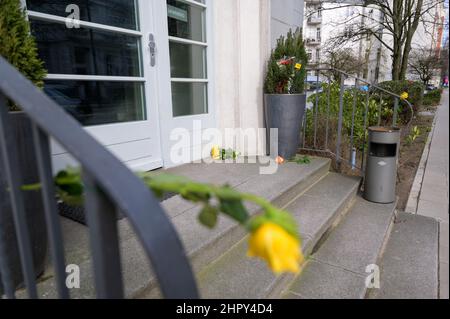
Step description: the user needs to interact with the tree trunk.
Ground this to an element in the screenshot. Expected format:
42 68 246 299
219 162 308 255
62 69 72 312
400 0 424 80
392 48 402 81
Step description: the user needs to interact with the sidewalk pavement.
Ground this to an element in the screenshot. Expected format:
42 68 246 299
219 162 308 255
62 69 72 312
415 89 449 299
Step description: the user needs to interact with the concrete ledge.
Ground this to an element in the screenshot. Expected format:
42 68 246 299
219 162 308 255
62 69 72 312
194 173 360 299
286 196 396 299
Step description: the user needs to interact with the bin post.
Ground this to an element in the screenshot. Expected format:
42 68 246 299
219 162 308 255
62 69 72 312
363 126 401 204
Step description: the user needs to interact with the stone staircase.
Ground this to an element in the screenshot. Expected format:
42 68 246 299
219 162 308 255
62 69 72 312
22 156 439 299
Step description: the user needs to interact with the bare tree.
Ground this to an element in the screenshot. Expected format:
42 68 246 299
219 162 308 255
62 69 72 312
321 42 366 81
408 46 442 84
318 0 445 81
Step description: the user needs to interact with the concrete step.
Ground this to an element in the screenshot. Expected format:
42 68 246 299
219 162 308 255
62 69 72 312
284 196 396 299
194 173 360 299
22 157 331 298
367 212 439 299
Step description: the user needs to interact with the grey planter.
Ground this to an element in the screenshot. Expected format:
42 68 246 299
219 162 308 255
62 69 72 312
0 112 48 294
264 93 306 159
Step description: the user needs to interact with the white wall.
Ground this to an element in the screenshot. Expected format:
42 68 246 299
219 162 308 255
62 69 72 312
213 0 271 156
213 0 305 156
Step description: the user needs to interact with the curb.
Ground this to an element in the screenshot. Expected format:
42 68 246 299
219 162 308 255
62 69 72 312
404 113 437 214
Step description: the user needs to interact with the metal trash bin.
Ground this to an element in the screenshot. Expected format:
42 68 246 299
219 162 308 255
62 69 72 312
364 126 401 203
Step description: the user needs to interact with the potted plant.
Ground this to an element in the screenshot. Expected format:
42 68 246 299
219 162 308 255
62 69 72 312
264 29 308 160
0 0 48 293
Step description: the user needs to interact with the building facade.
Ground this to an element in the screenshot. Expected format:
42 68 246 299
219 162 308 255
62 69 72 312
303 0 323 70
21 0 304 171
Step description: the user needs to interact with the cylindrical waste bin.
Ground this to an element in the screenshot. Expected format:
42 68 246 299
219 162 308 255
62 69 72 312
364 126 401 203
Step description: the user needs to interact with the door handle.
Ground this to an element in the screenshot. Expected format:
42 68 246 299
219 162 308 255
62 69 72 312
149 33 156 67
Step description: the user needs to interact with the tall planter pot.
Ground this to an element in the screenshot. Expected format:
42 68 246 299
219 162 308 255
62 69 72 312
0 112 48 294
264 94 306 159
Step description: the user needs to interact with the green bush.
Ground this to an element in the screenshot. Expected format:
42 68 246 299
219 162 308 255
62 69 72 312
305 83 393 153
377 80 424 110
0 0 47 111
423 88 443 106
264 28 308 94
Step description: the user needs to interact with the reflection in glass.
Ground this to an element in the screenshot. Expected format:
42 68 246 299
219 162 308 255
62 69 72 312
167 0 205 42
44 80 146 126
26 0 139 30
30 20 141 77
169 42 206 78
171 82 207 117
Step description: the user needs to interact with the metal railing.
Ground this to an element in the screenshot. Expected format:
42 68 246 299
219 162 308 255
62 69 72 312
301 67 415 174
0 56 199 299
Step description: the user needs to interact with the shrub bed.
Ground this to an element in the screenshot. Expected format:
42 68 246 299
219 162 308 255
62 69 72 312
423 88 443 106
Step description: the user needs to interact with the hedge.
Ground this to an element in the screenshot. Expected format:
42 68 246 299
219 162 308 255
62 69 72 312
377 80 424 111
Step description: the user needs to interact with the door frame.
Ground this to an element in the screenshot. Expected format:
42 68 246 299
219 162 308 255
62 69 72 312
152 0 216 168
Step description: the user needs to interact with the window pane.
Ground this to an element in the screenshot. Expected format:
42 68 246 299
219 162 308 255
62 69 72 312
171 82 207 117
26 0 139 30
30 20 141 77
44 81 146 126
169 42 206 78
167 0 205 42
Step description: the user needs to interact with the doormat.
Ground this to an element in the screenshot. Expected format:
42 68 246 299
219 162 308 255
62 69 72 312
58 191 178 226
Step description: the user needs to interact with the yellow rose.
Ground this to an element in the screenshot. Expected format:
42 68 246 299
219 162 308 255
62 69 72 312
400 92 409 100
295 63 302 70
247 222 304 274
211 145 221 160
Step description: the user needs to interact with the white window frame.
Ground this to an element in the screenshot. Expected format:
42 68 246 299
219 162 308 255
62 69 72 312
23 0 165 171
167 0 212 119
25 10 145 83
154 0 216 166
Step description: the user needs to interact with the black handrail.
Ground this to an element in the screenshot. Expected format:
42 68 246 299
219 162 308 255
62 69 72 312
0 56 199 299
303 67 415 172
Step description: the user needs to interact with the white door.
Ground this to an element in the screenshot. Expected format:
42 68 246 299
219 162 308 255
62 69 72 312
153 0 216 167
25 0 163 172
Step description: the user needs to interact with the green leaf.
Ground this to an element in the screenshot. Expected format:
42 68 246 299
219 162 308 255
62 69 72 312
21 183 42 191
144 174 190 192
198 205 218 228
219 199 249 224
214 186 242 201
180 183 211 202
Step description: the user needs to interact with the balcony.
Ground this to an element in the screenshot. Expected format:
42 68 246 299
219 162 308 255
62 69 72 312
307 16 322 24
306 37 321 45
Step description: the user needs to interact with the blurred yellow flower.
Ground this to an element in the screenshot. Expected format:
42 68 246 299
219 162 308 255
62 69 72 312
400 92 409 100
247 222 303 274
295 63 302 70
211 145 221 160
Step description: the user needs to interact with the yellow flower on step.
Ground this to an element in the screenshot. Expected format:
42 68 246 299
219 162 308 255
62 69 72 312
247 222 303 274
400 92 409 100
211 145 221 160
295 63 302 70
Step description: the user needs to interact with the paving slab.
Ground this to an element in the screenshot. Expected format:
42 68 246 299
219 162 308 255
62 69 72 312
371 212 439 299
286 173 360 253
417 199 449 223
440 262 449 299
440 222 449 265
287 260 367 299
312 197 396 275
